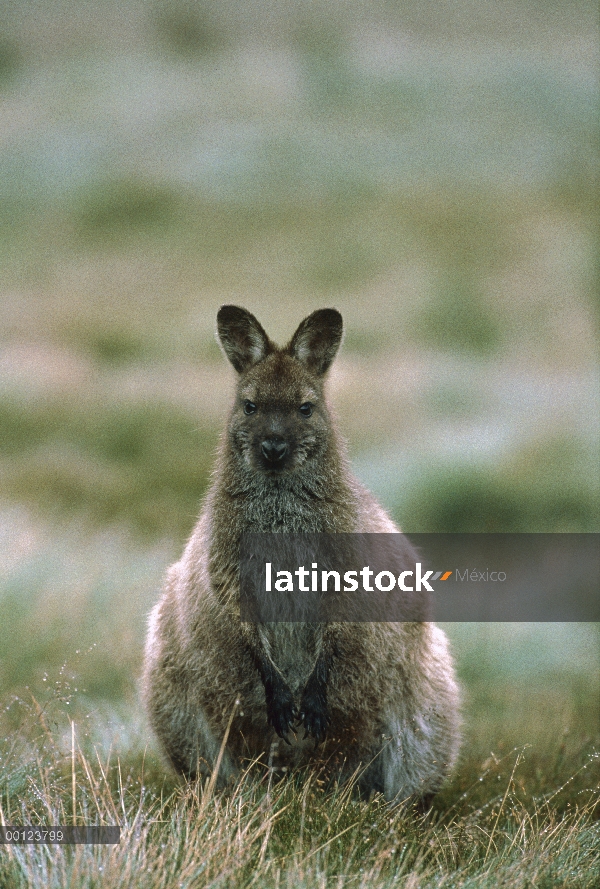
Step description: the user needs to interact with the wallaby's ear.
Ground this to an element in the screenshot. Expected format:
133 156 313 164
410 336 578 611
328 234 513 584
216 305 273 373
288 308 343 376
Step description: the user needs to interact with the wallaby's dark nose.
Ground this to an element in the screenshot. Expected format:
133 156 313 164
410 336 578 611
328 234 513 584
261 438 287 464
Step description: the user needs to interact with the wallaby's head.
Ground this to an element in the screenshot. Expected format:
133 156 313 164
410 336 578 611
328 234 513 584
216 306 343 477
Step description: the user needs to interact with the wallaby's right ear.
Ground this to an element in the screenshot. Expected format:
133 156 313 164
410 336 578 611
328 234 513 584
216 306 273 373
288 308 343 376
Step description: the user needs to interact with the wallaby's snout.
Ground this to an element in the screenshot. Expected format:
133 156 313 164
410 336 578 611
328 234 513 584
261 436 287 466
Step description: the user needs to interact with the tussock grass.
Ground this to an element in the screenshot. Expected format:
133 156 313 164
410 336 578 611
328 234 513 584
1 692 598 889
399 436 600 532
0 397 216 539
0 518 598 887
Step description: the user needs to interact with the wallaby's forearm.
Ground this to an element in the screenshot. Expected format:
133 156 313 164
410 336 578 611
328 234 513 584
247 625 335 744
250 643 297 742
298 647 333 744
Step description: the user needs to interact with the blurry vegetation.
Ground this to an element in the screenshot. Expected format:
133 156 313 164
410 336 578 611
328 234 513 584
72 328 155 365
304 226 382 288
400 437 600 532
0 176 596 535
76 179 182 238
0 590 132 703
0 397 216 538
415 277 501 354
0 35 21 83
0 0 597 705
293 22 357 110
151 1 229 57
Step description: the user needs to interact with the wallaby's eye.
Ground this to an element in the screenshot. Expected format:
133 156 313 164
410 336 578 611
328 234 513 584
299 402 313 418
243 400 257 415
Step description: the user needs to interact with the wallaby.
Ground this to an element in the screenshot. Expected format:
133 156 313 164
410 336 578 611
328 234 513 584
142 306 460 804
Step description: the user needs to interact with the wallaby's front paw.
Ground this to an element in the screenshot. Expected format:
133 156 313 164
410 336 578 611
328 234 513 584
298 682 330 744
265 682 297 742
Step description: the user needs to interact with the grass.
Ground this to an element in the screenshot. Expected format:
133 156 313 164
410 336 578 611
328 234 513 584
0 517 598 887
0 397 217 539
0 627 598 888
2 183 597 539
1 753 598 888
2 662 599 889
398 436 600 532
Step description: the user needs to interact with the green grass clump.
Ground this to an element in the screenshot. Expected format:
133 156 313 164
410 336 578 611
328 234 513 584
399 437 600 532
151 1 229 57
0 522 598 887
75 180 182 238
0 397 216 538
0 693 598 889
0 36 21 83
415 278 501 354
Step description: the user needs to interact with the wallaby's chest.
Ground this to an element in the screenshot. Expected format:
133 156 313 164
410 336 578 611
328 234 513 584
234 483 354 534
258 622 321 695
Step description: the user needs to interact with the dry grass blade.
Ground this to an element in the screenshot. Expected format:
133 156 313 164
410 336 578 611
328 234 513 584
198 699 239 817
71 720 77 828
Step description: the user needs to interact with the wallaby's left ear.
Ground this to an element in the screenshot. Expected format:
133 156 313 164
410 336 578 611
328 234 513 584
287 308 343 376
216 305 273 374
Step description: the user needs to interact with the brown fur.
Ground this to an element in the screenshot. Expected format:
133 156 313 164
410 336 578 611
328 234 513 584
142 306 461 803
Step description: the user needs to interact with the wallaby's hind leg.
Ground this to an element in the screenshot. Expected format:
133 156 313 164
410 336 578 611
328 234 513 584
149 688 237 783
359 710 451 805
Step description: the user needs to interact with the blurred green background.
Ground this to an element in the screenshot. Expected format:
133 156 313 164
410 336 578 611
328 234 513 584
0 0 598 768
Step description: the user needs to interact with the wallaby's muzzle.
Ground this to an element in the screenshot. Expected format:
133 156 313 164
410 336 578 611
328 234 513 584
261 437 288 466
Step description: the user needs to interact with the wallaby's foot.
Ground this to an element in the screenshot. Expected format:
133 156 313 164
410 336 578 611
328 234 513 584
413 792 436 815
169 752 197 780
298 675 330 744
